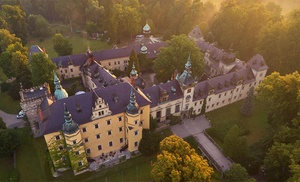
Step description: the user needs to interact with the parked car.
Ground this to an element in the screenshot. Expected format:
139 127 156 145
17 110 25 119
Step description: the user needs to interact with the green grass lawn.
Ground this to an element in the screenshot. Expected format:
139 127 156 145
0 92 21 114
27 24 111 58
0 154 14 181
206 99 270 145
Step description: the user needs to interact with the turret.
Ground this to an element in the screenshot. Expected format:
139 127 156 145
54 71 68 100
62 103 79 134
126 88 139 115
130 63 138 86
140 45 148 54
143 21 151 37
177 53 195 87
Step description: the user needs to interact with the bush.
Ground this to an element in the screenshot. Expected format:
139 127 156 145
0 129 21 157
0 117 6 129
170 115 181 125
0 82 10 92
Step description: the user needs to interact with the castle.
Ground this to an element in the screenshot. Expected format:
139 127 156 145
20 24 268 175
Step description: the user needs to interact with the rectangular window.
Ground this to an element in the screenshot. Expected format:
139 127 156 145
70 68 73 72
120 138 123 143
236 88 239 92
206 106 209 109
75 151 80 155
84 138 89 143
225 92 227 96
228 98 231 102
94 124 99 129
73 140 76 144
231 90 233 94
212 104 214 107
134 130 138 136
86 148 91 154
219 94 221 98
59 146 63 151
118 61 120 64
106 120 111 125
140 110 143 114
108 130 112 136
118 116 122 121
78 161 82 166
140 120 143 125
109 141 113 147
98 145 102 150
242 86 245 90
134 120 138 125
175 105 180 112
222 100 225 104
55 135 60 140
200 101 203 105
96 134 101 139
65 69 67 73
109 63 111 66
134 141 138 147
194 102 197 106
208 97 211 101
119 127 123 132
82 128 87 132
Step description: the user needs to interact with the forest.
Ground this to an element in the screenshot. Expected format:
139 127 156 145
0 0 300 181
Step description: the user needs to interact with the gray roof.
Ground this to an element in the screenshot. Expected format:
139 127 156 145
189 25 203 39
23 87 47 100
142 80 183 107
42 82 150 135
247 54 268 71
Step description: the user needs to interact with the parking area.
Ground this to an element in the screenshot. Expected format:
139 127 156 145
0 110 26 128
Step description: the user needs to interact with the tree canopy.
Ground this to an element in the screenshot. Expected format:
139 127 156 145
154 34 204 82
224 164 254 182
0 129 21 157
151 135 213 182
29 53 56 87
52 33 73 56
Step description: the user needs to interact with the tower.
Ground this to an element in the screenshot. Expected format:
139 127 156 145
125 88 143 152
130 63 138 86
143 21 151 37
62 103 88 175
54 71 68 100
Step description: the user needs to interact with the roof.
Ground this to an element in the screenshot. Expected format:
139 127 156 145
29 45 43 54
142 80 183 107
42 82 150 135
247 54 268 71
23 87 47 100
189 25 203 40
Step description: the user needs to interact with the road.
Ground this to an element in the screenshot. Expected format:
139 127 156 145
0 110 26 129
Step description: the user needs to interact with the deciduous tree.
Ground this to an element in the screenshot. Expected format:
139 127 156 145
224 164 255 182
52 33 73 56
0 129 21 157
151 135 213 182
154 34 204 82
240 87 254 116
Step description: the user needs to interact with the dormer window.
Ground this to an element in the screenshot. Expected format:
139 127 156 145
171 86 176 93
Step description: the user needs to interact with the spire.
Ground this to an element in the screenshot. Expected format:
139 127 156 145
176 54 194 86
185 53 192 70
53 71 68 100
126 88 139 115
130 62 137 76
62 103 79 134
143 21 151 36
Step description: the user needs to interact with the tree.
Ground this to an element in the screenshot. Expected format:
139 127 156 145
120 6 141 38
0 129 21 157
154 34 204 82
224 125 248 163
0 29 21 53
224 164 255 182
0 67 7 82
240 87 254 116
256 71 300 128
27 14 50 38
126 49 140 76
29 53 56 87
52 33 73 56
0 117 6 129
138 129 160 156
151 135 213 182
150 116 157 131
163 30 172 41
0 16 8 29
1 5 28 44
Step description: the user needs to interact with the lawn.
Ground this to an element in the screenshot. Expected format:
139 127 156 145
0 154 14 181
206 99 270 145
0 92 21 114
27 24 112 58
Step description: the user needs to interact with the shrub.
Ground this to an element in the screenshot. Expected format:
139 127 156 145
0 82 10 92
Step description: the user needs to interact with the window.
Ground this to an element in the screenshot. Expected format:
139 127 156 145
236 88 239 92
187 88 191 93
219 94 221 98
249 83 252 87
96 134 101 139
114 62 116 65
108 130 112 136
119 127 123 132
109 141 113 147
208 97 211 101
228 98 231 102
70 68 73 72
65 69 67 73
62 156 66 162
75 151 80 155
134 130 138 136
140 110 143 114
118 61 120 64
55 135 60 140
140 120 143 125
59 146 63 151
206 106 209 109
242 86 245 90
86 148 91 154
98 145 102 150
134 141 138 147
222 100 225 104
234 96 237 99
78 161 82 166
225 92 227 96
200 101 203 105
194 102 197 106
73 140 76 144
118 117 122 121
175 105 180 112
120 138 123 143
84 138 89 143
134 120 138 125
109 63 111 66
82 128 87 132
106 120 111 125
212 104 214 107
94 124 99 129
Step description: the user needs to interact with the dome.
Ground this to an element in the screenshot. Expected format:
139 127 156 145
130 63 138 76
143 22 151 34
140 45 148 54
54 89 69 100
62 104 79 134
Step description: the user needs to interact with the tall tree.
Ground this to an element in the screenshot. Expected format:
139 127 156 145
154 34 204 82
0 28 21 53
224 164 254 182
151 135 213 182
29 53 56 87
27 14 50 38
256 71 300 128
240 87 254 116
1 5 28 44
0 129 21 157
127 49 140 76
52 33 73 56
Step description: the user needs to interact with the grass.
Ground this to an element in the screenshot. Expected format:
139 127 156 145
27 24 111 58
0 154 14 181
0 92 21 114
206 99 270 145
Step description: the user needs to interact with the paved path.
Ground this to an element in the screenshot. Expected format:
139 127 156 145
0 110 26 129
171 115 232 172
